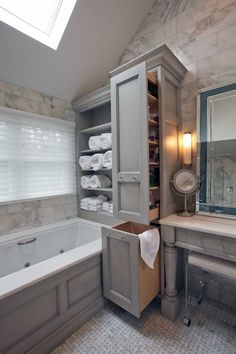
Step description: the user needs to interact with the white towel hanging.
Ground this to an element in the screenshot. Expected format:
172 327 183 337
139 228 160 269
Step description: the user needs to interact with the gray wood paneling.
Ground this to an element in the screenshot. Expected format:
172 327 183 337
102 226 141 318
0 253 104 354
111 62 149 225
68 264 102 307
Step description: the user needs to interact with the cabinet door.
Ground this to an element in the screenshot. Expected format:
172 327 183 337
111 62 149 225
102 227 141 318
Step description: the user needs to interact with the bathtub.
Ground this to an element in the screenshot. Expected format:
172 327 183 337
0 218 106 354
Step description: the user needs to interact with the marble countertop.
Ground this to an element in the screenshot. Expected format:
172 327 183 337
160 214 236 239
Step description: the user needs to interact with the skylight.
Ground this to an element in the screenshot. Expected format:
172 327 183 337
0 0 77 50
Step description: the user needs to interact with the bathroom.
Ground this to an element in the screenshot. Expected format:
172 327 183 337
0 0 235 353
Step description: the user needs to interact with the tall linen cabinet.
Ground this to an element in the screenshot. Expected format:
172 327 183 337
102 45 187 318
110 45 186 225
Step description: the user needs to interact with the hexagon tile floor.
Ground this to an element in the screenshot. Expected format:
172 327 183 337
52 298 236 354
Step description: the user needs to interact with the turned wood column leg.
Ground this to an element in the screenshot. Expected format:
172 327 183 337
161 242 181 320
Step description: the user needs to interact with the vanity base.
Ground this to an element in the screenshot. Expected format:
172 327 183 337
161 295 181 321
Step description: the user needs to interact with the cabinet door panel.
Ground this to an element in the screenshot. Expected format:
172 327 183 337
102 227 141 318
111 62 149 225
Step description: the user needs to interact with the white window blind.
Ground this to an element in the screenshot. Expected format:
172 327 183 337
0 107 76 202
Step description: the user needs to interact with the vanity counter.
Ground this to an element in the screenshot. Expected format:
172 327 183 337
160 214 236 239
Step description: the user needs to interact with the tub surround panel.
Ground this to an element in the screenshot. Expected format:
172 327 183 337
0 79 77 237
0 255 104 354
0 218 104 354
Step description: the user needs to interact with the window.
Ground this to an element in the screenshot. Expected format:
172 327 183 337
0 0 77 50
0 106 76 202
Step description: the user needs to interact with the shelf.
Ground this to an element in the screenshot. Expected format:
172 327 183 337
80 209 113 217
148 93 158 106
147 72 157 86
80 148 111 154
81 187 112 192
149 207 160 220
149 186 159 191
149 140 158 147
80 168 112 172
149 162 159 167
148 119 158 127
80 122 111 134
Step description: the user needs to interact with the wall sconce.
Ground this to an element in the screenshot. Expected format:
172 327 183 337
183 132 192 166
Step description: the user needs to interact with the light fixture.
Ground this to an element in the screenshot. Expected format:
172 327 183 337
183 132 192 166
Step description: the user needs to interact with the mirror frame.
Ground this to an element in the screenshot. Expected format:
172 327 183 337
196 81 236 219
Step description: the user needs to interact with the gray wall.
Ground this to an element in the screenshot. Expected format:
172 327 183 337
0 80 77 237
119 0 236 164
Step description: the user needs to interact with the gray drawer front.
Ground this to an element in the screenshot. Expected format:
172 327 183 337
175 228 236 262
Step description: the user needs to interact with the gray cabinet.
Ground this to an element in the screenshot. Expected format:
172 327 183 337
102 222 160 318
110 44 187 224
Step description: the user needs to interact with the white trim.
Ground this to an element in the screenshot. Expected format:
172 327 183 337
0 0 77 50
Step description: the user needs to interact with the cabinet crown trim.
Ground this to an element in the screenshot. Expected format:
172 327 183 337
109 45 187 82
72 85 110 112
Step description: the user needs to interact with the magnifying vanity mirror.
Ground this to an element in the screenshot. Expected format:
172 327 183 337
196 82 236 218
171 169 200 216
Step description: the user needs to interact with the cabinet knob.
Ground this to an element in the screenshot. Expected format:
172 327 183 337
132 176 137 181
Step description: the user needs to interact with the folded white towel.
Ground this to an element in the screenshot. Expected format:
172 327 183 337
100 133 112 150
102 150 112 169
89 205 103 211
97 194 108 202
88 136 101 151
102 201 112 211
81 175 91 188
89 175 112 189
79 156 91 170
139 228 160 269
90 153 104 171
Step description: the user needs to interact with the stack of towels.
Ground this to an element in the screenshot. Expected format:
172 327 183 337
79 150 112 171
81 174 112 189
89 133 112 151
80 195 108 211
102 201 113 214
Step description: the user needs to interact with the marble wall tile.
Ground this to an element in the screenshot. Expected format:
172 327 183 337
0 79 77 237
218 23 236 51
119 0 236 167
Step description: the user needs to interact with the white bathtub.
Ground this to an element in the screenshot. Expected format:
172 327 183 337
0 217 106 353
0 218 103 301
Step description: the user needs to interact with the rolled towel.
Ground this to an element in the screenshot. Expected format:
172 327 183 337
100 133 112 150
89 175 112 189
102 150 112 169
79 156 91 170
80 175 91 188
89 136 101 151
139 228 160 269
90 153 104 171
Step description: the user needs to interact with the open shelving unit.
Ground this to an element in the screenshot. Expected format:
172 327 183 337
72 85 120 225
148 70 160 221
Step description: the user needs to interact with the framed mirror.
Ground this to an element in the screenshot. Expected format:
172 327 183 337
196 81 236 218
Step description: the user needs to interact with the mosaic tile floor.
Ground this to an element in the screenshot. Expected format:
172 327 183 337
52 297 236 354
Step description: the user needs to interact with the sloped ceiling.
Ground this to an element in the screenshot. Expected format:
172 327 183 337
0 0 154 102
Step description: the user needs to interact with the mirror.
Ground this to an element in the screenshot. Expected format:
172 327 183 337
171 169 200 217
197 82 236 217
